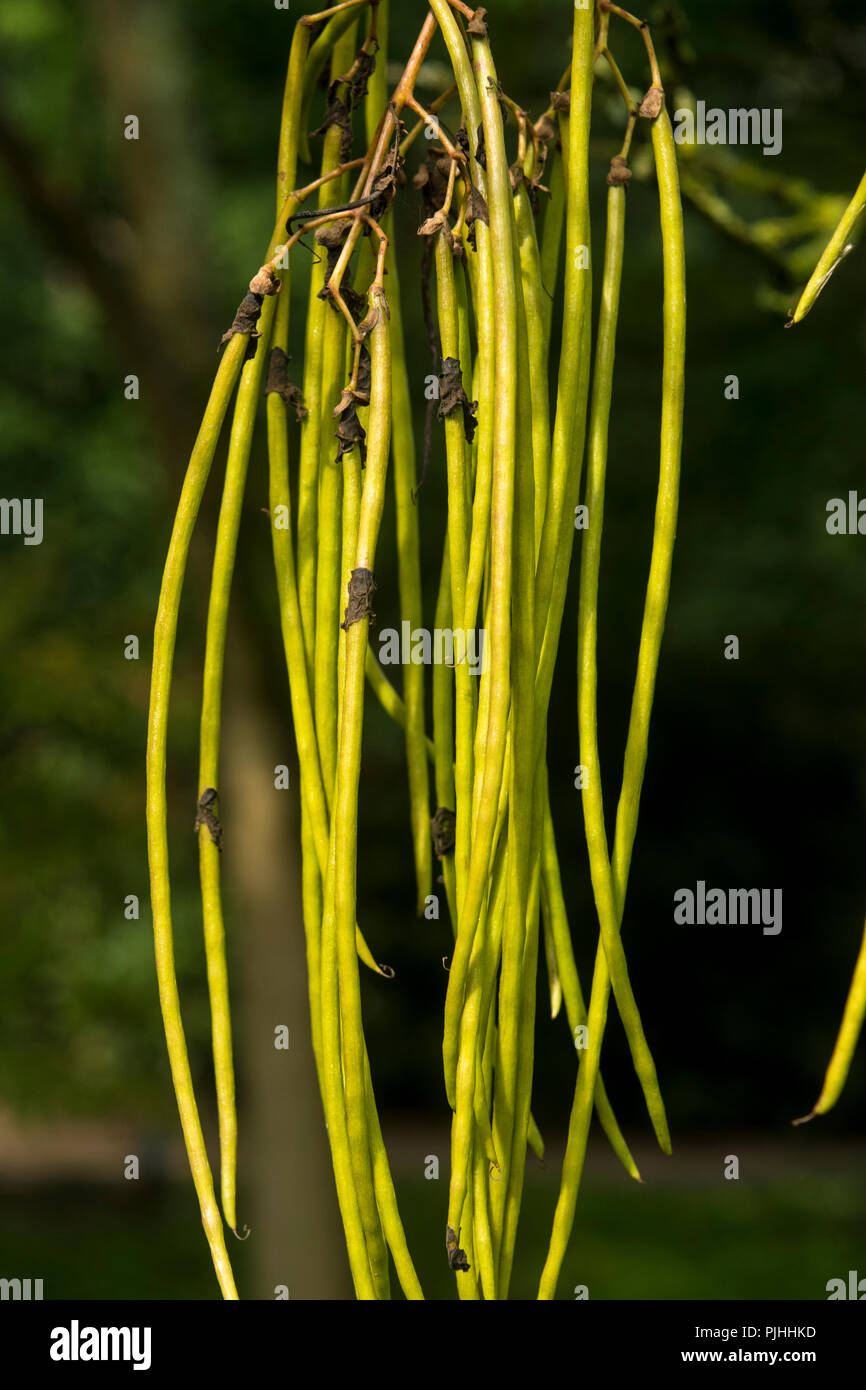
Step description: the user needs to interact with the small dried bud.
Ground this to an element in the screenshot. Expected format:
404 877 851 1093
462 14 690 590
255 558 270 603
638 85 664 119
466 7 489 38
249 266 281 297
606 155 633 187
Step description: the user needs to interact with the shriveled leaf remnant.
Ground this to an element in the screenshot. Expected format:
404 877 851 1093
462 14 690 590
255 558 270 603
437 357 478 443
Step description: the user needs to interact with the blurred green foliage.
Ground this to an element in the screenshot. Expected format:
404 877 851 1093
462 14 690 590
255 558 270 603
0 0 865 1164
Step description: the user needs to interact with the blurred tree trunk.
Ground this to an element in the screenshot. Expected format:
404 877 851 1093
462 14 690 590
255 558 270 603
224 633 350 1298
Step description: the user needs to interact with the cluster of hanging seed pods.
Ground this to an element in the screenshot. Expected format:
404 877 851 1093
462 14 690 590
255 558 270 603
145 0 686 1300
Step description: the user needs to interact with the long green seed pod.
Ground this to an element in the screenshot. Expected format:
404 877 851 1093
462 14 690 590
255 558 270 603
453 1129 481 1301
197 293 277 1235
434 228 473 905
318 829 380 1297
489 207 538 1276
268 335 389 983
574 172 670 1154
196 20 313 1205
513 177 551 551
538 931 610 1301
297 24 359 686
362 12 432 916
611 104 686 921
539 177 653 1297
146 332 248 1301
471 1129 496 1299
787 168 866 325
313 32 357 803
539 175 637 1301
539 98 686 1301
432 541 459 927
795 916 866 1122
363 1051 425 1298
277 22 311 212
540 882 563 1019
388 226 432 914
268 284 329 1085
540 780 641 1182
298 1 372 165
330 284 395 1295
445 29 522 1269
497 776 546 1297
461 219 494 638
432 3 518 1124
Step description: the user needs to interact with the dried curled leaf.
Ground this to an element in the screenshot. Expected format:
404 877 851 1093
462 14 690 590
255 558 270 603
438 357 478 444
333 349 371 465
431 807 456 859
369 128 405 221
335 403 367 465
445 1225 470 1273
355 342 372 399
265 347 308 421
194 788 223 851
347 42 378 113
310 93 353 162
414 153 452 216
465 183 490 251
475 121 487 171
315 217 353 249
317 267 368 331
219 291 263 354
341 567 376 630
551 90 570 113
